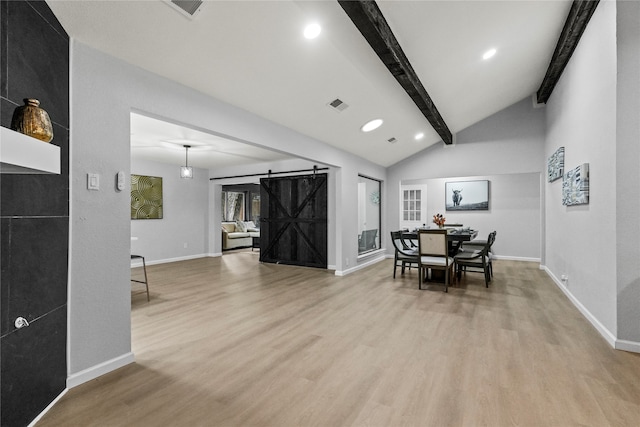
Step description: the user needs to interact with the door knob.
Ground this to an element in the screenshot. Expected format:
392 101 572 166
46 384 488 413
14 317 30 329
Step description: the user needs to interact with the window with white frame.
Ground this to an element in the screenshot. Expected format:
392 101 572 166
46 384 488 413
403 189 421 222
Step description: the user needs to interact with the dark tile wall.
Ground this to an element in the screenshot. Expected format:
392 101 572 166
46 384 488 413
0 306 67 427
1 1 69 426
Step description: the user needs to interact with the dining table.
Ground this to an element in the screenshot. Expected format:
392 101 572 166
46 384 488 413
402 228 479 257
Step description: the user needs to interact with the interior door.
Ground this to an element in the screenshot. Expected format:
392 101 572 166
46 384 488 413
400 184 427 230
259 173 328 268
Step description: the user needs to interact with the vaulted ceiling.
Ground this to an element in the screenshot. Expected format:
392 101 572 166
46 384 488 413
48 0 574 168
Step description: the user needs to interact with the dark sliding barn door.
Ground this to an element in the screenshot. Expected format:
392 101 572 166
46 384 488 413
260 173 328 268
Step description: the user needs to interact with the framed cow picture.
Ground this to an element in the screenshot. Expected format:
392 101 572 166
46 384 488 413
445 180 489 211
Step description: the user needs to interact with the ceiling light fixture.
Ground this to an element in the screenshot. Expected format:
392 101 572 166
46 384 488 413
180 145 193 179
304 23 321 39
483 48 497 60
414 132 425 140
361 119 383 133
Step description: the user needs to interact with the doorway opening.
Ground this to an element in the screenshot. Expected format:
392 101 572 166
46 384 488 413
221 183 261 253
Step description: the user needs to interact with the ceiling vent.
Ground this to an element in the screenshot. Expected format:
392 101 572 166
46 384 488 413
327 98 349 112
166 0 204 19
387 137 397 144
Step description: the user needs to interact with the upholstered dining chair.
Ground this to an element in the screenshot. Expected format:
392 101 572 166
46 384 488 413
454 231 496 287
390 231 419 278
417 229 455 292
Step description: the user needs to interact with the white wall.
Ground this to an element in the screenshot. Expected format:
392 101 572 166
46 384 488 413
69 41 385 382
544 1 618 339
386 97 546 260
615 0 640 345
403 173 541 261
130 159 209 264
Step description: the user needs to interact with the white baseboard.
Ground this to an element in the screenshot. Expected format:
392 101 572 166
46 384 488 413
616 339 640 353
384 253 539 263
543 266 618 349
67 352 135 388
131 253 209 267
28 388 68 427
492 255 540 262
335 254 386 276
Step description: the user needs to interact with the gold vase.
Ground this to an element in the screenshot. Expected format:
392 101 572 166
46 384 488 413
10 98 54 143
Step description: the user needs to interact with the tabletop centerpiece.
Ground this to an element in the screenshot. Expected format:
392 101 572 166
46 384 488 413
433 213 446 228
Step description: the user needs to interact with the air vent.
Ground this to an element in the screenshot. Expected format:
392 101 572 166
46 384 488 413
167 0 204 18
327 98 349 112
387 137 397 144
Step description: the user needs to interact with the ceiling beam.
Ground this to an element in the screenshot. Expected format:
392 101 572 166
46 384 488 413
536 0 600 104
338 0 453 145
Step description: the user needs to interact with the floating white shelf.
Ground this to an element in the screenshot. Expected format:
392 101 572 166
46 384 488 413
1 126 60 174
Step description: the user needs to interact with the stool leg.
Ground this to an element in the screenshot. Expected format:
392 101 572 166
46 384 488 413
141 256 150 301
131 255 150 301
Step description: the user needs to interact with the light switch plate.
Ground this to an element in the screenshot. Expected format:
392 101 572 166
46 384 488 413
87 173 99 190
116 171 125 191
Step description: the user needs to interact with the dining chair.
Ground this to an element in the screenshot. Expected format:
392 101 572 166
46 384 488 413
417 229 455 292
461 230 496 279
399 230 417 250
390 231 419 278
454 231 496 287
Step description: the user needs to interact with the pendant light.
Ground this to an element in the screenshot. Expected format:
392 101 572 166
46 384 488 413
180 145 193 179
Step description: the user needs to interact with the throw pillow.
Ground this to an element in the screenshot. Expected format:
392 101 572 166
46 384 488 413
236 219 247 232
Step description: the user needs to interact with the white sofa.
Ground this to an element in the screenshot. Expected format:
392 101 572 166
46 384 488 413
221 221 260 250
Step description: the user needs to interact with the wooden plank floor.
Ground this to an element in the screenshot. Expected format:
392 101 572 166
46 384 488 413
39 252 640 426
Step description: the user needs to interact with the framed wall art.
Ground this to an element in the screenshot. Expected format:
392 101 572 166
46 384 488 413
131 174 163 219
548 146 565 182
445 180 489 211
562 163 589 206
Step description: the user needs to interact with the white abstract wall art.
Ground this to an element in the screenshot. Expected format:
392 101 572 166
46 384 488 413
562 163 589 206
548 146 565 182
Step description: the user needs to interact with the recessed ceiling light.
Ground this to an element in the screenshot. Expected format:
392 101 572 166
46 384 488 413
483 48 497 60
414 132 425 140
361 119 383 132
304 23 321 39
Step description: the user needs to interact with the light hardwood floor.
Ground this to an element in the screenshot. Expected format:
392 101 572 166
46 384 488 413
39 252 640 426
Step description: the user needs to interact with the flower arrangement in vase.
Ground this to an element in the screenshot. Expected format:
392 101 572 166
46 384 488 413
433 213 446 228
